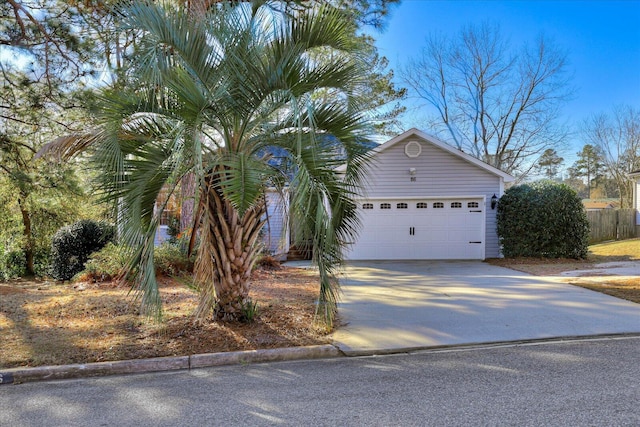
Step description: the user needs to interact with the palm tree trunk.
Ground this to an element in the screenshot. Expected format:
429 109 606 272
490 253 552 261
193 176 266 321
180 173 196 235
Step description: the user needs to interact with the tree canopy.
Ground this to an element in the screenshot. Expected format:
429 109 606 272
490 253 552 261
2 0 403 287
582 105 640 207
401 22 573 177
536 148 564 180
570 144 606 200
43 1 375 326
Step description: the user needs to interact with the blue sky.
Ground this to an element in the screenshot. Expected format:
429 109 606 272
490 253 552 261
370 0 640 163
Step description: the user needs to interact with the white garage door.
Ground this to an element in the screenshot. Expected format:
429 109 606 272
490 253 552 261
346 198 485 260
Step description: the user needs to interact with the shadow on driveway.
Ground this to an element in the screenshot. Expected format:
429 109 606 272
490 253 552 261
331 261 640 355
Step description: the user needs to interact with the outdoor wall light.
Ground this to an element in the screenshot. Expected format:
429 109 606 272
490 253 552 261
409 168 417 175
491 194 498 210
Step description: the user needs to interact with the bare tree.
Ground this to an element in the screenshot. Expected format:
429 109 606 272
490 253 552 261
583 105 640 208
401 22 573 177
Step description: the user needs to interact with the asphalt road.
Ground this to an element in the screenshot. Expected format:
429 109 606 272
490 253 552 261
2 337 639 426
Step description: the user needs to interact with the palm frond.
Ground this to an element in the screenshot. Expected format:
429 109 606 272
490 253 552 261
72 0 375 326
217 152 270 216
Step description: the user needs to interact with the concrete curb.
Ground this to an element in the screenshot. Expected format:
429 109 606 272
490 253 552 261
0 344 342 385
334 333 640 357
5 334 639 385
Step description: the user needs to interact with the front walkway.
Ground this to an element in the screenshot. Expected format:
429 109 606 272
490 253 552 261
330 261 640 355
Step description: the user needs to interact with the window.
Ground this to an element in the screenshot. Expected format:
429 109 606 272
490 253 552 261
397 202 408 209
380 203 391 209
451 202 462 208
433 202 444 208
417 202 428 209
362 203 373 209
468 202 479 208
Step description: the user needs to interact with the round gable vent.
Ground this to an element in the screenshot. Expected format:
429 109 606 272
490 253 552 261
404 141 422 158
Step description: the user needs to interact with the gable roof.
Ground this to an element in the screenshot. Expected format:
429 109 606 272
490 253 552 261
363 128 515 182
583 200 618 210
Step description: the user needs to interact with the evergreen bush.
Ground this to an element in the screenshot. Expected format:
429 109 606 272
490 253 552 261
154 243 194 276
77 242 128 282
496 181 590 259
50 220 116 281
32 247 52 278
0 248 26 281
78 242 194 282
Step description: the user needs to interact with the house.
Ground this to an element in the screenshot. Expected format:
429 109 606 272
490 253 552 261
582 200 618 211
153 187 291 255
155 128 516 260
337 128 514 260
263 188 290 257
630 170 640 235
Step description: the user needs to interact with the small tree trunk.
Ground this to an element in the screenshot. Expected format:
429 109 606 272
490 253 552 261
17 197 35 276
193 177 266 321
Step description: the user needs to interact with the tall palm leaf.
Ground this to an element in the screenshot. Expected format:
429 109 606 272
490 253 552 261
45 0 373 326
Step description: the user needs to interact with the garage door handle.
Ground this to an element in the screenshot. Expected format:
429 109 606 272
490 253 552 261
469 241 482 244
470 210 482 213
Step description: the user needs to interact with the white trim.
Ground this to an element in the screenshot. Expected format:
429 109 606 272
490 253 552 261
404 140 422 158
354 195 487 201
629 174 640 226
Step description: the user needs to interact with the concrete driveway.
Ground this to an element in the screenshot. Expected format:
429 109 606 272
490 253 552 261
331 261 640 355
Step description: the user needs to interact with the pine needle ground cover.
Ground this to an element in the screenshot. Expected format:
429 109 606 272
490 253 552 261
0 267 329 369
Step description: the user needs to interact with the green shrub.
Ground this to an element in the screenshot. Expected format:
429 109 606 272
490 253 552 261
166 215 181 244
240 298 259 323
496 181 590 259
0 247 51 280
0 249 26 281
154 243 194 276
77 242 193 283
77 243 128 282
32 247 52 278
50 220 116 281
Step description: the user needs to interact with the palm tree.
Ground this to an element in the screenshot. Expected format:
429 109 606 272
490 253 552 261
48 1 372 326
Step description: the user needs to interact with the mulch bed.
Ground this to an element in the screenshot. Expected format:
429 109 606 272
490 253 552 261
0 266 330 369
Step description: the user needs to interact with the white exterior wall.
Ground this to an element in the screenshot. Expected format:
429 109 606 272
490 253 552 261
359 136 504 258
154 225 170 246
634 177 640 227
263 189 290 257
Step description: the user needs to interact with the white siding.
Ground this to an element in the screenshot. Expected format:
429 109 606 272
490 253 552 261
154 225 170 246
635 178 640 225
359 136 504 258
263 189 289 256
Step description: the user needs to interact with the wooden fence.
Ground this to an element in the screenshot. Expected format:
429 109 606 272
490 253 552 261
587 209 637 244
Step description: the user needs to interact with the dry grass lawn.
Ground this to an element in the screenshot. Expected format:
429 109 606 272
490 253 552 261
0 266 329 369
488 238 640 304
569 277 640 304
589 238 640 262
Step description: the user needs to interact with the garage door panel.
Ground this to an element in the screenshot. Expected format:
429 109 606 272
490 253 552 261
427 214 448 227
448 229 473 241
417 229 448 241
346 198 485 260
